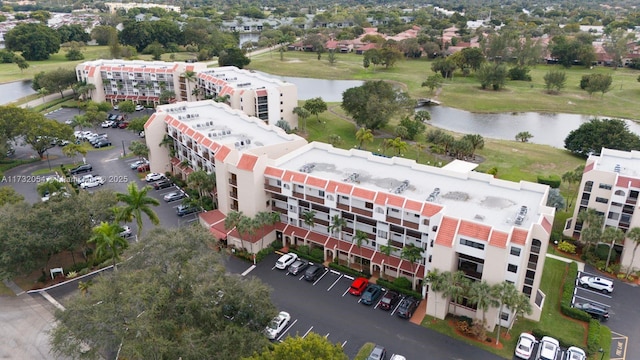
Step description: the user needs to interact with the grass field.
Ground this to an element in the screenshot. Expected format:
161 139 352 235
247 50 640 121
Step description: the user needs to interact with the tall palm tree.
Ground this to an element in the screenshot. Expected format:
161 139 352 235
400 244 423 289
506 292 533 335
379 244 393 279
468 280 498 325
302 210 316 230
442 270 469 316
562 165 584 210
224 210 243 237
624 227 640 277
293 107 311 133
62 143 86 165
256 211 280 250
115 182 160 239
236 215 258 253
389 137 409 156
577 208 603 252
181 70 197 100
329 214 347 241
187 170 216 199
415 142 426 162
425 268 446 316
355 127 374 150
461 134 484 158
353 230 369 267
602 226 624 270
88 222 129 270
491 281 518 345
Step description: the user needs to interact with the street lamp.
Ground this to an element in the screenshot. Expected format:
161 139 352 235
45 148 51 170
121 140 126 157
599 348 605 360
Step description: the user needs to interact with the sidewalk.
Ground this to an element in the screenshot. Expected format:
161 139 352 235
18 89 74 109
546 253 585 272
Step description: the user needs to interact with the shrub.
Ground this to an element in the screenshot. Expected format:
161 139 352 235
255 247 274 262
289 247 322 263
537 174 561 188
557 241 576 254
559 261 592 322
580 75 591 90
586 319 600 355
66 261 90 273
594 244 615 261
377 278 423 299
393 276 412 290
310 248 324 260
297 245 310 255
508 66 532 81
531 328 573 349
329 262 370 278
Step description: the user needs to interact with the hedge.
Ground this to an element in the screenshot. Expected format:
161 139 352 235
531 328 573 349
537 174 561 188
376 278 423 300
289 247 323 264
586 319 601 355
328 262 370 278
560 261 592 322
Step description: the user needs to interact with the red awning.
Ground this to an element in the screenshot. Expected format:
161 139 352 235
209 226 227 240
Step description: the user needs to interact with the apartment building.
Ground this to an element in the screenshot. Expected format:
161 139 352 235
144 99 554 330
75 60 206 105
104 2 181 13
195 67 298 128
563 148 640 273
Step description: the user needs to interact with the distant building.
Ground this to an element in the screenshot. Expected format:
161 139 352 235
104 2 180 14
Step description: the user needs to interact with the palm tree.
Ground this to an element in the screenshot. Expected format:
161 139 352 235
425 268 447 316
256 211 280 250
577 208 603 252
236 215 258 253
415 142 426 162
506 292 532 335
78 280 93 297
115 183 160 239
389 137 409 156
379 244 393 279
302 210 316 230
441 270 469 316
293 107 311 133
468 280 498 325
624 227 640 277
224 210 246 247
400 244 423 289
88 222 129 270
187 170 215 199
181 70 197 100
602 226 624 270
62 143 86 164
329 214 347 241
355 127 374 150
462 134 484 158
353 230 369 268
562 166 584 210
492 281 518 345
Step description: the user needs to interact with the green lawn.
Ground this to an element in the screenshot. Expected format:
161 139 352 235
353 342 375 360
421 258 607 359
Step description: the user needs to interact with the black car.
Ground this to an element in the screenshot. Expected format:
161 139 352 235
378 291 401 311
304 264 324 282
70 164 92 174
107 113 118 121
176 204 199 217
153 179 174 190
94 140 112 148
360 284 383 305
396 297 419 319
287 259 309 275
574 302 609 321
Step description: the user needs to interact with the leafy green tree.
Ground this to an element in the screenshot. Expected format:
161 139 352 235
424 269 447 316
293 107 311 133
91 25 116 46
243 333 348 360
564 118 640 157
219 47 251 68
492 281 518 345
624 227 640 277
506 291 533 335
118 100 136 116
515 131 533 143
126 116 148 133
303 97 327 122
57 24 91 43
342 80 414 130
584 74 612 98
400 244 423 289
451 47 485 72
328 134 342 146
302 210 316 230
51 226 276 360
22 116 73 159
0 187 24 206
431 57 457 79
115 182 160 239
33 68 77 97
14 54 28 73
128 141 149 159
441 270 469 315
187 170 216 199
602 226 624 270
577 208 604 252
561 165 584 210
329 215 347 242
36 179 66 198
421 73 444 92
355 127 374 149
88 222 129 270
5 23 60 60
255 211 280 250
604 28 634 69
476 62 508 90
544 70 566 94
398 116 426 141
468 280 498 325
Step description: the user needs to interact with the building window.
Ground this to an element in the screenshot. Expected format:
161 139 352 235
507 264 518 273
608 212 619 220
276 180 281 186
318 190 325 197
297 184 304 189
375 207 384 214
460 238 485 250
288 205 297 213
283 184 290 190
390 208 399 213
599 183 612 190
500 312 509 321
510 247 521 256
615 190 625 196
595 197 609 204
583 181 593 192
326 194 334 201
377 230 387 238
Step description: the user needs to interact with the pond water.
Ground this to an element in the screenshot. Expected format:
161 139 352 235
0 80 35 104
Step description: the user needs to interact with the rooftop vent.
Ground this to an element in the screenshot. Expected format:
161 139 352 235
393 180 410 194
514 205 528 225
426 187 441 202
474 214 485 221
343 173 359 183
614 164 621 173
299 163 315 173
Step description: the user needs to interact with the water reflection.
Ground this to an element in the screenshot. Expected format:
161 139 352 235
0 80 35 104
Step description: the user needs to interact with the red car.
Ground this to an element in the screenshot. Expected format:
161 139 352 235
118 121 130 129
348 277 369 296
137 163 150 172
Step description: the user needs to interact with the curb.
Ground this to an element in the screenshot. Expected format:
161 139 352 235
26 265 114 294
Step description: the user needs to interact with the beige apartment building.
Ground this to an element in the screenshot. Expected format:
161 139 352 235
144 100 554 331
75 60 206 106
563 148 640 273
194 67 299 128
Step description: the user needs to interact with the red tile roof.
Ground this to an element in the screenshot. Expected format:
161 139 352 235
214 145 231 162
422 203 443 217
435 217 459 247
386 194 405 208
264 166 284 178
583 162 594 173
199 209 226 226
511 228 528 245
616 176 640 188
374 192 390 206
541 217 552 234
458 220 491 241
352 187 376 201
488 230 508 249
404 199 423 212
305 176 328 189
236 153 259 171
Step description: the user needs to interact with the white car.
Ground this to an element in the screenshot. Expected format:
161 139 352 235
264 311 290 340
275 253 298 270
579 275 614 294
130 159 148 169
145 172 164 182
537 336 560 360
101 120 115 128
64 119 74 125
514 333 537 359
389 355 406 360
119 225 132 238
135 104 144 111
565 346 586 360
80 176 105 189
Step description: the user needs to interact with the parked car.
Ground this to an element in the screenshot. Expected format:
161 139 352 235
135 104 144 111
367 345 386 360
64 119 74 125
80 176 105 189
565 346 586 360
389 356 406 360
119 225 132 238
378 291 400 311
137 163 150 172
579 276 614 294
130 159 149 170
287 259 309 275
110 121 121 128
57 139 69 146
113 104 119 110
153 179 174 190
537 336 560 360
94 140 112 148
348 277 369 296
514 332 537 359
360 284 383 305
107 113 118 121
118 121 130 129
89 135 108 145
101 120 115 128
574 302 609 321
275 253 298 270
264 311 290 340
396 297 419 319
75 174 95 185
176 204 199 217
163 191 186 202
303 264 324 282
70 164 92 174
145 172 164 182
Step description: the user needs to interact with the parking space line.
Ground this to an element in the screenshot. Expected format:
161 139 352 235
271 265 277 270
302 326 313 338
374 291 386 309
241 265 256 277
577 287 612 298
341 340 347 348
277 319 297 341
312 269 329 286
390 297 404 316
298 274 305 281
324 333 330 338
343 274 354 280
573 295 610 308
327 274 343 291
342 287 350 297
611 331 628 360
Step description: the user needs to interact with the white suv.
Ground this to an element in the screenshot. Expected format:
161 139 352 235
537 336 560 360
579 276 614 294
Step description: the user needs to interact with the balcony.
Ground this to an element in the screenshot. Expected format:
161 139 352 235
229 191 238 199
264 183 281 194
292 191 304 199
402 220 419 230
273 205 287 214
229 178 237 186
306 194 324 205
626 198 638 205
336 203 349 211
351 207 372 217
385 216 402 225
